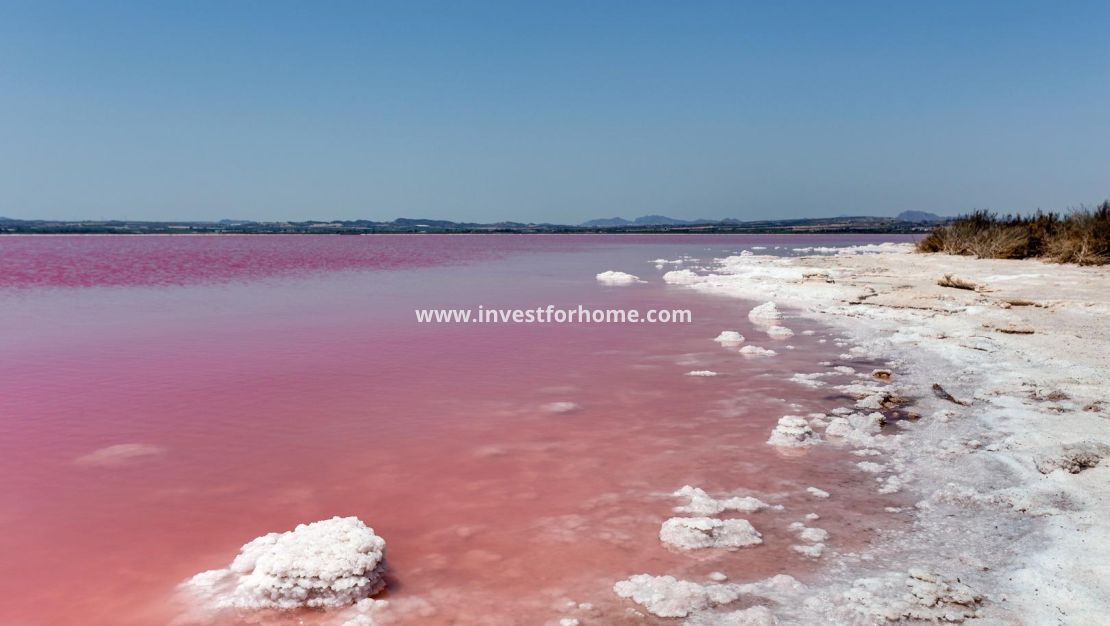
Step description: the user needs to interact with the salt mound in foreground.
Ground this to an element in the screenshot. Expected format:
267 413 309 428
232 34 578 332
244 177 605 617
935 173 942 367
181 516 387 610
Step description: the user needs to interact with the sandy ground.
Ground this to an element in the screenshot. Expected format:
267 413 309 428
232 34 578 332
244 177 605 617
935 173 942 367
648 244 1110 625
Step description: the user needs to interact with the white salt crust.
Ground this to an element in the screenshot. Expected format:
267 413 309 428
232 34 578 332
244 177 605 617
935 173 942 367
767 415 820 448
713 330 745 344
542 401 581 414
659 517 763 550
671 485 773 515
181 516 386 611
739 345 777 357
595 270 643 285
651 243 1110 624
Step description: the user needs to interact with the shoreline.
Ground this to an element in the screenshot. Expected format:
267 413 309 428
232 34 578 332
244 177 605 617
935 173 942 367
661 244 1110 624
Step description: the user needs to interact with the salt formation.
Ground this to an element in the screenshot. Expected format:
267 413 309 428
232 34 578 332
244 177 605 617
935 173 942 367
682 605 777 626
767 415 820 447
789 372 827 388
543 401 581 414
713 330 745 344
903 568 983 621
659 517 762 550
1033 440 1110 474
181 516 387 610
792 543 825 558
663 269 702 285
841 569 982 623
74 442 165 467
856 461 885 473
672 485 772 515
787 520 828 558
739 345 777 357
747 302 783 322
653 242 1110 621
765 325 795 339
335 596 437 626
793 525 828 543
595 270 642 285
805 487 830 498
824 412 885 444
685 370 719 377
613 575 742 618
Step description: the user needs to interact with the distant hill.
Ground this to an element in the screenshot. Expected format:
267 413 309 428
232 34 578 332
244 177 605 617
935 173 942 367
582 214 696 227
580 217 632 227
1 213 942 235
896 210 945 223
632 215 689 226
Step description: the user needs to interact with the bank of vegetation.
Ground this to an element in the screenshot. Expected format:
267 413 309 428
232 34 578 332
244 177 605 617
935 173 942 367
918 201 1110 265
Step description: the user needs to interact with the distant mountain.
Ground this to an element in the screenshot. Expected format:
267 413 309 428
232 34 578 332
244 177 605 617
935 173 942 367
896 210 945 223
580 217 632 227
582 215 696 227
632 215 689 225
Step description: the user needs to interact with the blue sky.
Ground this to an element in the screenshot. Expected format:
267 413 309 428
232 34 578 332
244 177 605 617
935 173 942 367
1 1 1107 223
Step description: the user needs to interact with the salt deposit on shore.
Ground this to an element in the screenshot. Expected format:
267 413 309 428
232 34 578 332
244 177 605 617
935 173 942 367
653 243 1110 624
180 517 386 613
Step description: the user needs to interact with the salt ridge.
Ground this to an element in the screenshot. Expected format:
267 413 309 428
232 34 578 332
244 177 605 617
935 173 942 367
657 242 1110 624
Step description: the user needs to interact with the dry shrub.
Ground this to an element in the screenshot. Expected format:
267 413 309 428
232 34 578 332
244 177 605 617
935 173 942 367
917 202 1110 265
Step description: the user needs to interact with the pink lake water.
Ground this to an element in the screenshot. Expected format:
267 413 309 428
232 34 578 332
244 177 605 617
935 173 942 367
0 234 915 626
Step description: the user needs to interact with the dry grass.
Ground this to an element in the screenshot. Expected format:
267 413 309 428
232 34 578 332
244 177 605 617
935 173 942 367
917 201 1110 266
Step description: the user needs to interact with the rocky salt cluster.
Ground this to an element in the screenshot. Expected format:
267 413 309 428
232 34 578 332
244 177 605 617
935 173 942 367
610 486 789 621
595 270 643 285
671 485 773 515
662 269 702 285
181 517 387 612
739 345 777 357
713 330 745 345
747 301 783 322
659 517 762 550
765 325 795 339
613 575 744 618
613 573 806 622
766 415 820 448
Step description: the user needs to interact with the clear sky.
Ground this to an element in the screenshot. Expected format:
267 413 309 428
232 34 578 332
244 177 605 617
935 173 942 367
1 1 1107 223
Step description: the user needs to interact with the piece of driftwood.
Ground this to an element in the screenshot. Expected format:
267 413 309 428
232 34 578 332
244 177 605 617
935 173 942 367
932 383 968 405
937 273 979 291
